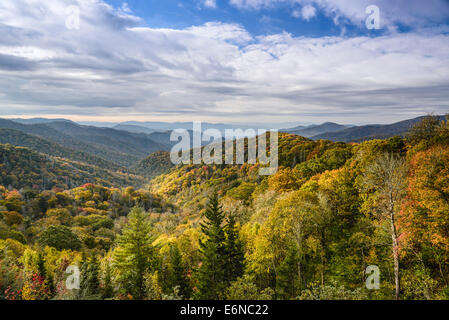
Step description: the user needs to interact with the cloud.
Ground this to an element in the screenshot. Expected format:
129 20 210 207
300 4 316 20
0 0 448 124
229 0 449 29
204 0 217 8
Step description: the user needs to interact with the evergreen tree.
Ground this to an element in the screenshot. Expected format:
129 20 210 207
36 252 46 279
113 207 155 300
102 261 114 299
223 215 245 284
80 255 101 299
276 245 300 300
36 252 54 299
195 193 227 300
170 244 191 299
78 252 88 299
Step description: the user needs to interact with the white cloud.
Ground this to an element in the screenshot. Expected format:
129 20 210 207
229 0 449 29
120 2 132 13
300 4 316 20
0 0 448 123
204 0 217 8
292 5 318 21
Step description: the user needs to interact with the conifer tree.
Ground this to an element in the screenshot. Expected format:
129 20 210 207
223 215 245 284
113 207 155 300
102 261 114 299
196 193 227 300
276 245 300 300
79 255 101 299
170 244 191 299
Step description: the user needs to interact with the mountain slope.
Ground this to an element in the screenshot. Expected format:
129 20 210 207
113 124 157 134
0 119 169 167
0 144 145 190
44 121 170 158
133 151 175 180
0 118 138 166
287 122 349 138
0 128 123 171
311 116 445 142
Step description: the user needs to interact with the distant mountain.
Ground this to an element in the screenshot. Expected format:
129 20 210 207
8 118 73 125
0 118 142 167
44 121 169 159
286 122 349 138
311 116 445 142
0 128 123 171
285 125 308 132
0 143 145 190
119 121 292 133
113 124 158 134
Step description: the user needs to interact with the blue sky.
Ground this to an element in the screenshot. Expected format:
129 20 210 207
104 0 346 38
0 0 449 125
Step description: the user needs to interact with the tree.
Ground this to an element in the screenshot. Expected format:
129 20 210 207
169 244 191 299
36 252 54 297
406 115 441 145
113 207 155 300
361 153 408 300
38 225 82 251
80 255 101 299
223 215 245 284
276 245 300 299
102 261 114 299
225 275 274 300
195 193 227 300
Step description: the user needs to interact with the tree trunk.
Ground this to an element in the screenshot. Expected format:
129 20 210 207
390 212 400 300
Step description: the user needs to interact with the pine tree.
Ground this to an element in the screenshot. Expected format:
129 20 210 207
36 252 46 279
195 193 227 300
276 245 300 300
80 255 101 299
35 252 54 299
78 252 88 299
170 244 191 299
224 215 245 284
102 261 114 299
113 207 155 300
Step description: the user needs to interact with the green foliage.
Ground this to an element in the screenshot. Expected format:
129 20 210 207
223 215 245 284
299 281 368 300
113 207 156 300
226 275 274 300
38 225 82 251
1 118 449 301
134 151 175 180
0 143 145 190
79 255 101 299
195 193 227 300
276 245 300 300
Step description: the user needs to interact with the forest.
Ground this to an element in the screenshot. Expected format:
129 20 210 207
1 115 449 300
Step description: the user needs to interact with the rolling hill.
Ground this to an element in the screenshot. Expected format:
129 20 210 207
133 151 176 180
113 124 158 134
286 122 349 138
0 128 123 171
0 119 170 167
44 121 169 159
311 116 446 142
0 143 145 190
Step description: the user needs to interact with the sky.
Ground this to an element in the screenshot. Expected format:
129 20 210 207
0 0 449 125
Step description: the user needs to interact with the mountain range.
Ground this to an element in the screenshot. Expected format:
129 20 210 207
0 114 441 189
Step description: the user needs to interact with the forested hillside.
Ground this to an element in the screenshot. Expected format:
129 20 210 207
0 129 122 171
1 115 449 300
133 151 175 180
0 144 145 190
0 119 169 167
